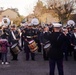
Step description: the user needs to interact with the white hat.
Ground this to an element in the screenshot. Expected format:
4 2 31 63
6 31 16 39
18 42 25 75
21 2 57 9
62 28 67 31
52 23 62 27
28 23 33 26
24 22 28 26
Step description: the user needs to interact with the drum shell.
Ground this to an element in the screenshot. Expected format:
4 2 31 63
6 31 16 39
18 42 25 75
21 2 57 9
28 40 38 53
11 44 20 54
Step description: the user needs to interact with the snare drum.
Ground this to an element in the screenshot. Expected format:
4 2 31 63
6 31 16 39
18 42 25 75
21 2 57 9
11 43 20 54
44 43 51 51
28 40 38 53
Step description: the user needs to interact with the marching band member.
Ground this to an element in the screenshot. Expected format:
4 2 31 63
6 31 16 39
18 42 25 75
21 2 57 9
72 27 76 61
66 26 74 56
33 26 41 52
23 23 35 61
40 26 51 60
9 24 20 61
20 26 26 48
48 23 65 75
20 23 29 49
62 28 70 61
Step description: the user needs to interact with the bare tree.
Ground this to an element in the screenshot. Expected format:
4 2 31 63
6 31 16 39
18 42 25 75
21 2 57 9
45 0 76 24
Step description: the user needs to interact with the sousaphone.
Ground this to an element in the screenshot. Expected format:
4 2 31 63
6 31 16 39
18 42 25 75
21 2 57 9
31 18 39 26
2 17 11 26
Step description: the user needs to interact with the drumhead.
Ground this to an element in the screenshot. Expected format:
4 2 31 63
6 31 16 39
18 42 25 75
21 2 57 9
29 40 34 44
44 44 51 49
11 43 18 49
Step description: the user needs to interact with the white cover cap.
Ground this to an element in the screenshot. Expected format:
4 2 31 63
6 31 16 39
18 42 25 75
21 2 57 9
28 23 33 26
52 23 62 27
24 22 28 26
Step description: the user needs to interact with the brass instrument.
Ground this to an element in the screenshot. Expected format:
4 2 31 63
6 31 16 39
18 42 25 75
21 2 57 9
2 17 11 26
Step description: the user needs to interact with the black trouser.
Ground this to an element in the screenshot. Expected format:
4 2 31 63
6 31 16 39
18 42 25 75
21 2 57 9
24 41 35 60
74 50 76 60
21 37 24 48
63 49 68 61
49 59 64 75
37 40 41 52
68 46 73 56
0 53 2 60
43 49 48 60
10 49 18 60
25 51 35 60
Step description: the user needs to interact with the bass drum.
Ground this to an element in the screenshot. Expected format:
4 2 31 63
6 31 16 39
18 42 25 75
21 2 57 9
28 40 38 53
11 43 20 54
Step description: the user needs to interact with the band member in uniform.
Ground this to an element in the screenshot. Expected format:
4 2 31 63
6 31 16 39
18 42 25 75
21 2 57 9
20 26 25 48
48 23 65 75
62 28 71 61
9 25 20 61
20 24 28 48
23 23 35 61
33 26 41 52
67 26 74 56
21 25 28 52
72 27 76 61
40 26 51 60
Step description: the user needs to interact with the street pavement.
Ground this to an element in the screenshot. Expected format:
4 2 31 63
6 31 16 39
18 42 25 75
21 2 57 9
0 51 76 75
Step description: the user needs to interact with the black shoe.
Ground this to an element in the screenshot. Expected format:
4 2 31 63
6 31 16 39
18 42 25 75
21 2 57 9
11 59 14 61
14 59 18 61
74 59 76 61
44 58 48 61
65 59 68 61
31 59 35 61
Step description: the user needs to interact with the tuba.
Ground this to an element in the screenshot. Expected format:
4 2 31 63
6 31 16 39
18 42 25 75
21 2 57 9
31 18 39 26
2 17 11 26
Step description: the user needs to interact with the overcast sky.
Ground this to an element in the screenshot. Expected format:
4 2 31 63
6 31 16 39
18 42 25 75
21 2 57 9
0 0 39 16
